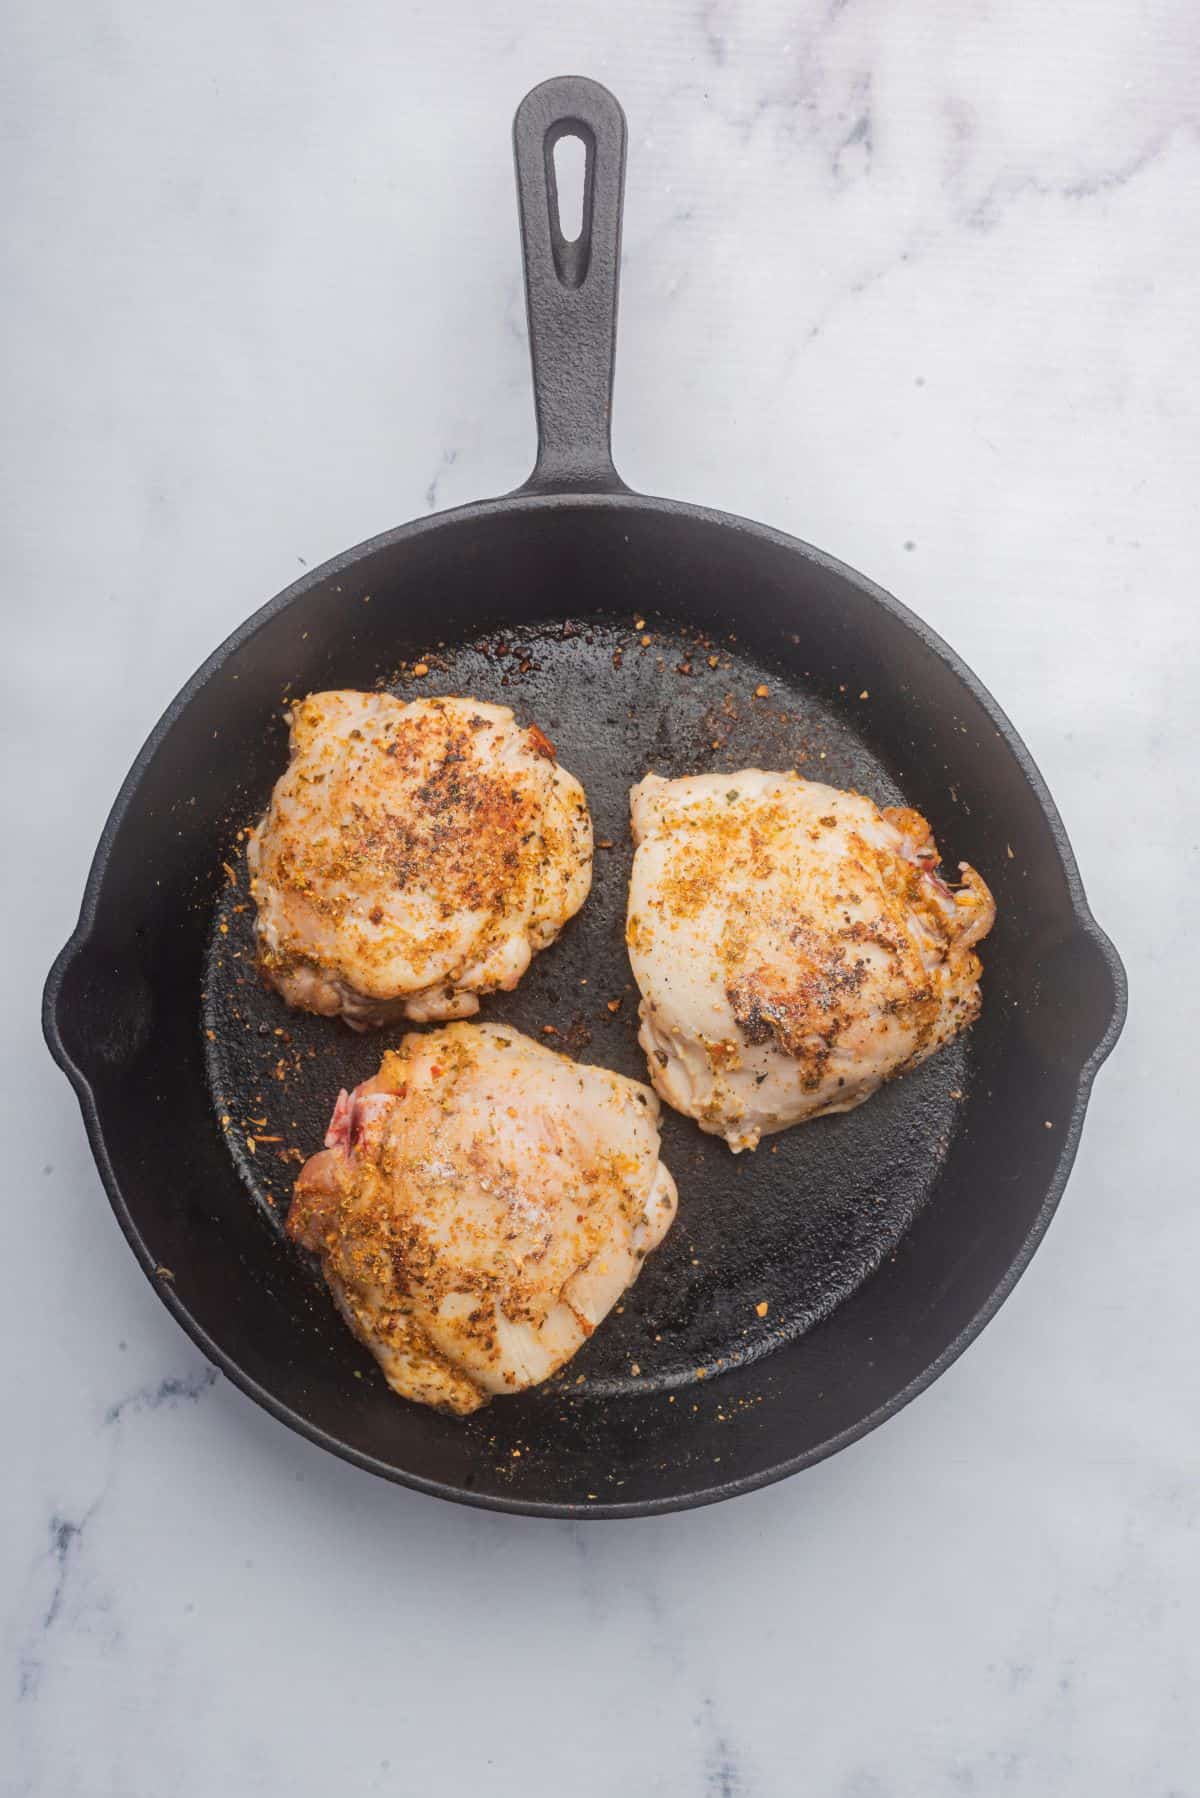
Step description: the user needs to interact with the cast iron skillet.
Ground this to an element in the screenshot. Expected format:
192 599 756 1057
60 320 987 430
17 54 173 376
43 77 1125 1517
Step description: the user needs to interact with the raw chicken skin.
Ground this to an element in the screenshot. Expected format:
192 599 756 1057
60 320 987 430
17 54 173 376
248 692 592 1028
288 1024 678 1414
627 771 995 1152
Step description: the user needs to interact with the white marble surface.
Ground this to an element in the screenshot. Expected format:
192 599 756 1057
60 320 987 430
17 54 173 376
3 1 1197 1792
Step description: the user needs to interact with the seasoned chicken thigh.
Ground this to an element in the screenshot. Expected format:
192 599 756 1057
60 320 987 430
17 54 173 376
248 692 591 1028
288 1024 678 1414
627 771 995 1152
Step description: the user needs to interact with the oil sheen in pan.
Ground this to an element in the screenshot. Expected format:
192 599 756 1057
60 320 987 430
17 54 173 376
203 614 968 1401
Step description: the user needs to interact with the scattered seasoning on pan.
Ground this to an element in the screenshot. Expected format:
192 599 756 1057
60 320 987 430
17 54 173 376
859 689 869 700
755 1300 769 1317
411 662 429 677
155 1266 175 1282
755 684 769 698
607 998 623 1014
630 1363 640 1376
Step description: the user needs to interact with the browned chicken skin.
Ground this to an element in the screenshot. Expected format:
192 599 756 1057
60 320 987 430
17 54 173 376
289 1024 677 1413
627 771 995 1151
248 692 592 1028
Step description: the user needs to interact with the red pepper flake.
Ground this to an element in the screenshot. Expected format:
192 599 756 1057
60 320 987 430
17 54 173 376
430 1064 443 1078
755 684 769 698
411 662 429 678
606 998 623 1013
541 1024 558 1036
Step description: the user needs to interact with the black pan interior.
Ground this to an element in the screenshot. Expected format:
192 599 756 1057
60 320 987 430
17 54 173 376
205 611 967 1391
52 497 1121 1514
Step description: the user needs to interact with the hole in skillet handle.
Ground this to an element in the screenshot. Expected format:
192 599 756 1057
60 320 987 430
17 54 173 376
513 77 629 495
551 131 588 254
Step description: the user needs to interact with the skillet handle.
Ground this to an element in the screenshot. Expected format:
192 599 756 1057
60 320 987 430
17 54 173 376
513 76 628 494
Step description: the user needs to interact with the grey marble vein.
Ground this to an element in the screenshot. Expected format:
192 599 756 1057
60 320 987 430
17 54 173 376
104 1364 218 1426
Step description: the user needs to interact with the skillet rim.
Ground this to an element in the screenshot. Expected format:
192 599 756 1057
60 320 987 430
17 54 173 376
42 490 1128 1518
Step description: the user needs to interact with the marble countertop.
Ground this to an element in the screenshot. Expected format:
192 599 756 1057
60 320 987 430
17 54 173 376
5 2 1196 1793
